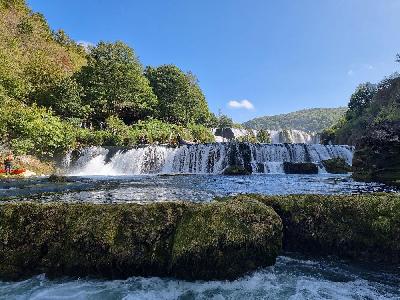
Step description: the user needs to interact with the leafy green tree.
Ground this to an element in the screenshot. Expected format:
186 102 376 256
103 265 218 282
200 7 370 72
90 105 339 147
217 114 234 128
77 41 158 126
346 83 377 121
37 77 91 121
144 65 211 125
256 129 271 143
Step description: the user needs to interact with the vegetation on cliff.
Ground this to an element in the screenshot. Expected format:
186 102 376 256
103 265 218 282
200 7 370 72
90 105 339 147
321 63 400 145
243 108 347 133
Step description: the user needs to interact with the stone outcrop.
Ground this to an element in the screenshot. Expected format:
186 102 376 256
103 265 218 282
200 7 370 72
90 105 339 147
283 162 318 174
0 200 282 281
352 121 400 186
322 158 351 174
229 194 400 265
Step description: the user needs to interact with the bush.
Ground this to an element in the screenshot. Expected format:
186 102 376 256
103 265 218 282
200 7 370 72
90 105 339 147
0 96 75 157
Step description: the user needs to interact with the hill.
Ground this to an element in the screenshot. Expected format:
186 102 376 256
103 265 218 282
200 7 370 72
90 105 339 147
243 107 347 133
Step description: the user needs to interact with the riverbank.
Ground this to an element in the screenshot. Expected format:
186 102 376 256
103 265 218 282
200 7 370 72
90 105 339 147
1 194 399 281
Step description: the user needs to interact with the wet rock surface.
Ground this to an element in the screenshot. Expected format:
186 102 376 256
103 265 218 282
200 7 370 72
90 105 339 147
0 200 282 281
283 162 318 174
322 158 351 174
353 121 400 186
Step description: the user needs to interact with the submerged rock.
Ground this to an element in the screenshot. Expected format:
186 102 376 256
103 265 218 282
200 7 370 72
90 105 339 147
322 158 351 174
283 162 318 174
223 165 251 175
229 194 400 265
0 200 282 281
48 174 73 182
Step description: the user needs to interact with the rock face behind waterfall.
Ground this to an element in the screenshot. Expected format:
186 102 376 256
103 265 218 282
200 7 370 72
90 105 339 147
353 121 400 186
65 143 354 175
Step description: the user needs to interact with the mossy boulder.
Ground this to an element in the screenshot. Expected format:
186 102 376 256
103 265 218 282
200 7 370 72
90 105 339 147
322 158 352 174
229 194 400 265
0 202 189 281
171 200 282 280
223 165 251 175
0 200 282 281
283 162 318 174
48 174 73 182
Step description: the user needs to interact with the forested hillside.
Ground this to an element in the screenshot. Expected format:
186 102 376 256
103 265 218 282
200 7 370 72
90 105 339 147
0 0 220 158
243 108 347 133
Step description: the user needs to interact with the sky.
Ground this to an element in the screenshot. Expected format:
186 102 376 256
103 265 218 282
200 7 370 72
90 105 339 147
28 0 400 123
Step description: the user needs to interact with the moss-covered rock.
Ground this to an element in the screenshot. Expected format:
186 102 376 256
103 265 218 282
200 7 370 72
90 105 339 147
0 202 189 281
171 200 282 280
283 162 318 174
322 158 352 174
229 194 400 265
0 200 282 281
223 165 251 175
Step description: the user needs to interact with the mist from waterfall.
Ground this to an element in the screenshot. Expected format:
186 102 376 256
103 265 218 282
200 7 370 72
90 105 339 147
64 143 353 176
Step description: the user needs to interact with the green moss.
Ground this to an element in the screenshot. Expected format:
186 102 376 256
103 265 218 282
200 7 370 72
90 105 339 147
0 202 190 280
228 194 400 264
0 200 282 281
171 200 282 280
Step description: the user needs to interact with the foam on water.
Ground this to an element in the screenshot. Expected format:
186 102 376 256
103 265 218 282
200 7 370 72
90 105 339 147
1 256 398 300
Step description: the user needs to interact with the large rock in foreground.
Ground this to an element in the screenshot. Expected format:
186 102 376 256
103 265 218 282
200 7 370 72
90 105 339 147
0 201 282 281
230 194 400 265
353 121 400 186
171 200 282 280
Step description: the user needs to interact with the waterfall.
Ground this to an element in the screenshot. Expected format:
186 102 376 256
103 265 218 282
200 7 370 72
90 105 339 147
213 128 320 144
268 130 320 144
64 143 353 176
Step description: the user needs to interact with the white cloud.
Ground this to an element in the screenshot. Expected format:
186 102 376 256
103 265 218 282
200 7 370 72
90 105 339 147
228 99 254 110
77 40 95 51
347 69 354 76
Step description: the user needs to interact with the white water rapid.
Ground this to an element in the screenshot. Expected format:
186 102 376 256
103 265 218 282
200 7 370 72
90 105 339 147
64 143 354 176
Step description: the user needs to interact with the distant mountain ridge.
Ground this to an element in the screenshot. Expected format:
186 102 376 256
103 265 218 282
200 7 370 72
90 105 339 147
243 107 347 133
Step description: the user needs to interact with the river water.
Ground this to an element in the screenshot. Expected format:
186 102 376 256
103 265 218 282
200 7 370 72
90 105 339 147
1 173 399 299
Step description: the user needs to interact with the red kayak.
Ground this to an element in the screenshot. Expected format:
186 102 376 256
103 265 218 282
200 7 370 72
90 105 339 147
0 169 26 175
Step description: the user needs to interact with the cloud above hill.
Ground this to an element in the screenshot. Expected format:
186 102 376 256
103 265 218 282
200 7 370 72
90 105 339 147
228 99 254 110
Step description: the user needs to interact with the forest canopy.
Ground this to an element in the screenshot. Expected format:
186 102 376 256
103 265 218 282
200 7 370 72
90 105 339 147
0 0 215 158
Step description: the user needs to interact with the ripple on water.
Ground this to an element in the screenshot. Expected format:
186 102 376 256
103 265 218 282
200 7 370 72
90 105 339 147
0 256 399 300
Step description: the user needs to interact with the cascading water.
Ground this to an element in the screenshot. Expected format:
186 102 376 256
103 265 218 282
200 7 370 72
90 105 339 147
213 128 320 144
64 143 354 176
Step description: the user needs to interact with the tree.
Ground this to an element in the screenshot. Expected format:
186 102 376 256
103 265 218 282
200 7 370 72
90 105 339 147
346 83 377 121
217 114 234 128
256 129 271 143
37 77 91 122
144 65 211 125
396 54 400 63
77 41 158 126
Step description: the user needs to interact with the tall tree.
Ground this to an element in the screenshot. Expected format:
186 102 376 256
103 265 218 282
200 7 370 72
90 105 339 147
77 41 158 126
144 65 211 125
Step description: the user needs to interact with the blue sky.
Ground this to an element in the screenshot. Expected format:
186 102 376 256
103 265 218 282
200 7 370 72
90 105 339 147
28 0 400 122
